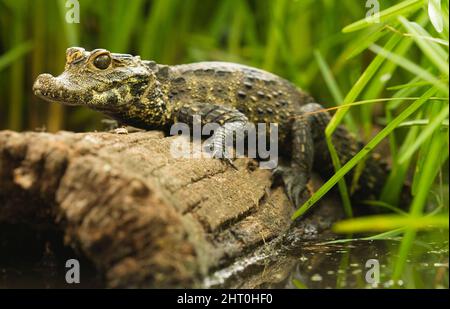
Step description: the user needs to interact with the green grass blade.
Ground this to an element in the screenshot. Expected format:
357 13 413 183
303 34 405 218
325 34 403 138
322 229 404 244
315 34 406 219
314 50 344 104
326 135 353 217
428 0 444 33
342 0 425 33
292 278 308 289
369 44 449 94
381 115 420 205
393 126 449 281
387 80 436 90
332 214 448 233
358 15 423 139
342 24 387 60
292 87 438 220
397 119 449 128
361 200 409 215
399 16 449 76
398 105 449 164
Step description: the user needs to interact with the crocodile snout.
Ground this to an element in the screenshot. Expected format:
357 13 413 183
33 73 55 99
33 73 82 106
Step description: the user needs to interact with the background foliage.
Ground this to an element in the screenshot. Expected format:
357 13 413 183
0 0 431 132
0 0 448 286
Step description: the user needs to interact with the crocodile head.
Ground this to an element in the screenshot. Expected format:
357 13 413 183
33 47 167 128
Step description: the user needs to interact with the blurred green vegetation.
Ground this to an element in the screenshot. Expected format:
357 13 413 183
0 0 448 287
0 0 426 132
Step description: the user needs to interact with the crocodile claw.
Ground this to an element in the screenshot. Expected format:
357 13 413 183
272 165 308 208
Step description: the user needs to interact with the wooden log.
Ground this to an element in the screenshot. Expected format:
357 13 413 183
0 130 343 288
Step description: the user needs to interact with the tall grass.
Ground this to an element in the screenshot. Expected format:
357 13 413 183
0 0 448 286
292 0 449 285
0 0 396 131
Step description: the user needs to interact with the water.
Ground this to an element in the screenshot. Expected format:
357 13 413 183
286 239 448 289
206 235 449 289
1 224 448 288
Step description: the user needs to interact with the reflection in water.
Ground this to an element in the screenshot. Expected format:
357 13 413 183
207 236 449 289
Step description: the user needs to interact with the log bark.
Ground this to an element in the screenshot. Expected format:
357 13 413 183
0 130 343 288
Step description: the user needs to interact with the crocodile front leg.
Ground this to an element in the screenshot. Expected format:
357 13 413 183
174 102 249 161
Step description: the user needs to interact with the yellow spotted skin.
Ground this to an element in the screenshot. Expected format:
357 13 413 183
33 47 390 207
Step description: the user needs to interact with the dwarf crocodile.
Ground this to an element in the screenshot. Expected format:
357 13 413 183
33 47 388 207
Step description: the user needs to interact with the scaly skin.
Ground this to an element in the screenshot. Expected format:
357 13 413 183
33 47 388 207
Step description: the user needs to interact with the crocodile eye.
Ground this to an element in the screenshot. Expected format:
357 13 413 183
93 54 111 70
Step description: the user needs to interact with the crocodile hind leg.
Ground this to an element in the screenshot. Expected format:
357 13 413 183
276 102 390 208
274 103 331 208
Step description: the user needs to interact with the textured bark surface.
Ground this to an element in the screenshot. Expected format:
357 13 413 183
0 130 343 288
